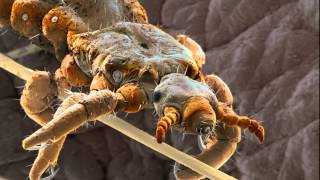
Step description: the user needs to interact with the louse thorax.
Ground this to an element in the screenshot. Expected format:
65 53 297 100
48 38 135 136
0 0 14 27
68 22 200 91
10 0 58 37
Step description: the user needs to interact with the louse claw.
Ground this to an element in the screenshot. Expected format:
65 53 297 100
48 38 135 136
40 166 59 180
196 122 215 151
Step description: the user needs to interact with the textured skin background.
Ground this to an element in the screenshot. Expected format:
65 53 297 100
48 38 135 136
0 0 319 180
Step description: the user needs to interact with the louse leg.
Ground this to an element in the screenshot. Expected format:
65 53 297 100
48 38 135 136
205 74 234 107
176 34 206 69
29 93 86 180
60 54 91 87
42 6 89 60
174 125 241 180
30 138 65 180
22 83 148 150
215 103 265 143
121 0 149 23
20 71 58 126
19 71 65 180
0 0 14 27
173 75 241 180
9 0 57 52
10 0 57 37
206 75 264 142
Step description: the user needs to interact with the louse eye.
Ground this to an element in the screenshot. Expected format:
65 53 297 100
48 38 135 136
51 16 58 23
21 13 29 21
153 91 162 103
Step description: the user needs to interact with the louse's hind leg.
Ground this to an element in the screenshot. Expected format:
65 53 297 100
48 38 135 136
173 74 241 180
29 93 86 180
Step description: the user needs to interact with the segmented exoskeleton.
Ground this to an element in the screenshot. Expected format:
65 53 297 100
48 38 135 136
0 0 264 180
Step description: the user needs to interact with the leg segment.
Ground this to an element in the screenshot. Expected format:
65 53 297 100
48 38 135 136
0 0 14 27
176 34 206 69
20 71 58 126
29 138 65 180
205 74 233 107
174 125 241 180
120 0 149 23
22 83 148 150
29 93 86 180
60 54 91 87
10 0 57 37
215 104 265 143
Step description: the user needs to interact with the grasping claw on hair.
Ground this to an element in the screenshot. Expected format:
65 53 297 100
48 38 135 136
197 122 215 151
40 165 59 180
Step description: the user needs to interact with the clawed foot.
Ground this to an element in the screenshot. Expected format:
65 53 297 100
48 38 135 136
196 122 215 151
40 166 59 180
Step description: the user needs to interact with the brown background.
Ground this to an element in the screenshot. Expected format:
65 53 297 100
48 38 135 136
0 0 319 179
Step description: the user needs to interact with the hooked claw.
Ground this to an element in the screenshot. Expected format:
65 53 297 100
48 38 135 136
247 119 265 143
196 122 215 151
40 166 59 180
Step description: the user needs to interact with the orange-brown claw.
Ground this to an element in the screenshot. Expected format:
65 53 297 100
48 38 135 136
156 125 166 144
247 120 265 143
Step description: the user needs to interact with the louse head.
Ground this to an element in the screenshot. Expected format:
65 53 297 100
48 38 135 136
10 0 54 37
153 73 218 133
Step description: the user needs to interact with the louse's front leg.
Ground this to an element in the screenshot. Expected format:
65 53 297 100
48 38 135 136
20 71 60 126
19 70 68 180
21 54 92 180
22 82 148 150
29 93 86 180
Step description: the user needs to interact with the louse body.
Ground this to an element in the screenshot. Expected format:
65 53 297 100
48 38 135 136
0 1 264 180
